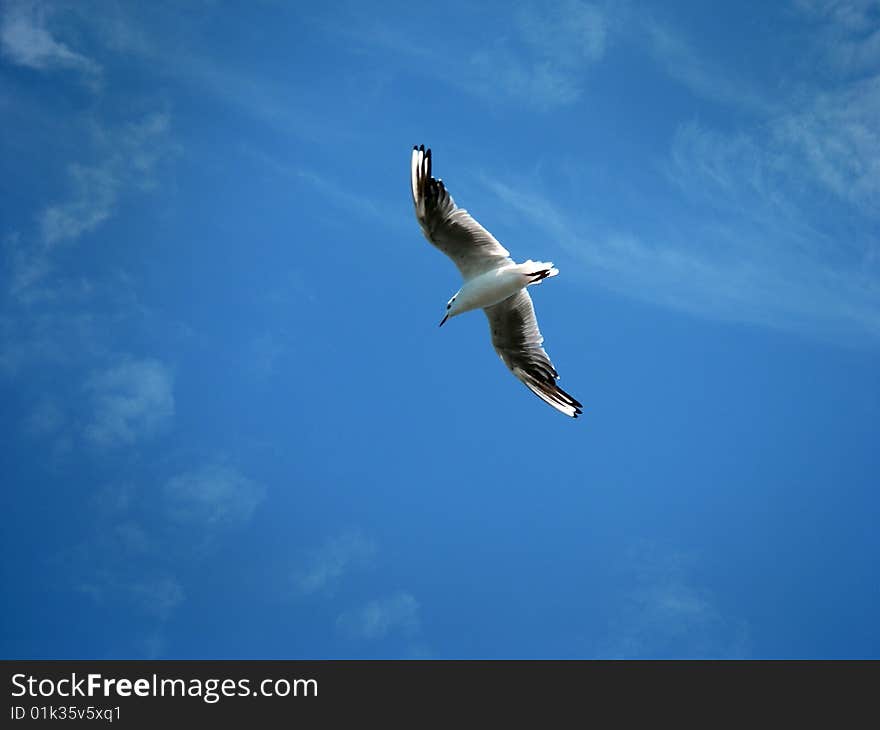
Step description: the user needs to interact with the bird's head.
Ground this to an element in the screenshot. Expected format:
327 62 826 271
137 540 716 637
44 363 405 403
439 294 459 327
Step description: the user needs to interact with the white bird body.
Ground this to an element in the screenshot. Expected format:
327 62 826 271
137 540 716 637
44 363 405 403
411 144 582 418
447 261 558 317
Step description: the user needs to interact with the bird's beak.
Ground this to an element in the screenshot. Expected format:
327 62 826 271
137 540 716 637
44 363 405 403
439 314 449 328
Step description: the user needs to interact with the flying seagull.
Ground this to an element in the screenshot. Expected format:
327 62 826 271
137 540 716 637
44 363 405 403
411 144 583 418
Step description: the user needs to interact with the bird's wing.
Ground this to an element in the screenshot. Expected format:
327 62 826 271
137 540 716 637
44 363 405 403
484 290 582 418
411 144 512 280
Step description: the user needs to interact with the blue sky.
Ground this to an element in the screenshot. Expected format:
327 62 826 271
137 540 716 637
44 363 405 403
1 0 878 659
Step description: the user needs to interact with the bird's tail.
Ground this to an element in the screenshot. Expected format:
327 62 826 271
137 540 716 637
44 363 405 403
519 260 559 285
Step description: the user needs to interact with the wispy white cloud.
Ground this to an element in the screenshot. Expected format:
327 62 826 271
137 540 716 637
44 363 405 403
5 110 174 305
293 531 377 597
67 488 184 625
638 19 774 114
40 163 117 246
84 357 174 448
2 79 175 454
77 571 184 622
39 112 173 248
293 167 392 224
66 462 266 652
136 632 169 660
5 232 49 301
337 591 421 641
75 4 344 145
164 464 266 529
339 0 608 109
795 0 880 73
0 1 101 84
644 5 880 217
600 545 749 658
346 1 770 112
242 332 285 381
62 505 181 659
470 0 607 108
770 78 880 214
2 111 175 463
486 172 880 341
476 4 880 344
465 46 584 108
66 465 268 647
127 576 185 620
796 0 880 30
242 146 398 231
0 287 139 381
516 0 607 65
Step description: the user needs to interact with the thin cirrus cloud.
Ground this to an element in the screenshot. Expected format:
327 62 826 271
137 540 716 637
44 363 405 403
39 112 173 247
477 5 880 344
77 571 184 623
2 15 174 381
336 591 421 642
125 576 186 621
1 4 173 301
292 531 378 597
2 52 176 451
599 545 750 659
39 163 117 247
2 21 176 450
7 110 174 304
164 464 266 530
473 0 606 108
71 561 183 657
515 0 607 65
486 158 880 342
67 465 264 657
654 6 880 219
244 145 397 230
795 0 880 73
69 3 347 146
83 357 174 448
638 19 774 115
0 1 101 84
771 78 880 214
1 11 174 306
467 0 607 108
339 0 608 109
67 489 185 633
